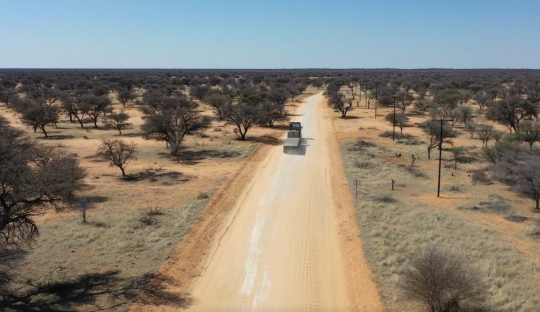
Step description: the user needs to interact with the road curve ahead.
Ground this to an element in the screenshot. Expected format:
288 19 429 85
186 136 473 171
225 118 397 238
187 93 352 311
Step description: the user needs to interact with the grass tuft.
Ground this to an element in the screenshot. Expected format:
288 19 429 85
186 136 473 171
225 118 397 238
371 194 397 203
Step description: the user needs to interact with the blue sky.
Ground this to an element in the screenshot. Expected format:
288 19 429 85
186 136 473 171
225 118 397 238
0 0 538 68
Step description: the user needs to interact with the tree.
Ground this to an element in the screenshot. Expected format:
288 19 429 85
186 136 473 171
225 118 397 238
474 93 490 112
223 105 260 140
465 121 476 139
268 88 290 105
21 105 59 137
91 85 110 97
401 247 484 312
286 85 301 102
513 154 540 209
385 112 409 134
396 90 414 114
238 89 266 106
0 89 16 107
257 102 289 127
457 106 474 126
449 147 465 170
459 89 472 106
60 92 78 123
189 85 210 101
141 96 210 156
204 93 231 120
116 89 136 108
327 91 353 118
0 115 85 248
486 96 538 133
82 95 112 128
424 121 456 159
519 120 540 150
433 89 460 119
97 139 137 177
105 112 131 135
476 124 494 147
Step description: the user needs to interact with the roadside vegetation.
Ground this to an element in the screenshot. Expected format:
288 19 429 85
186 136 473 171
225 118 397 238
329 70 540 311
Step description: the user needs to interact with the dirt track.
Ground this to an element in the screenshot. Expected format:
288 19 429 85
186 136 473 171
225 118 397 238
180 93 380 311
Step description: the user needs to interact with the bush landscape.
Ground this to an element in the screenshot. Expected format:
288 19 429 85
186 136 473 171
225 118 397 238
1 68 540 310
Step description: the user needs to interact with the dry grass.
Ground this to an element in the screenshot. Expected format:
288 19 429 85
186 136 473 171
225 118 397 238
341 139 540 312
4 195 212 311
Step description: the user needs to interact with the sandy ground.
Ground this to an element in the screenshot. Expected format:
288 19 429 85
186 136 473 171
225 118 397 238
132 93 382 311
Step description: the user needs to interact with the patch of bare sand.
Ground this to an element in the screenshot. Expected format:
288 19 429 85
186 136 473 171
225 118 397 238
322 98 383 311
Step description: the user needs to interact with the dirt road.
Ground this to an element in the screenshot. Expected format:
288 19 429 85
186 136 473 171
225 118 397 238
182 93 379 311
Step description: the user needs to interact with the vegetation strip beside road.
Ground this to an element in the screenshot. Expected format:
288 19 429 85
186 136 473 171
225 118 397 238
339 138 540 311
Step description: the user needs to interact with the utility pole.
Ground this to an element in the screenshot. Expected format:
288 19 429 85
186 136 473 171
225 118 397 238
437 119 453 197
374 83 378 119
392 96 396 141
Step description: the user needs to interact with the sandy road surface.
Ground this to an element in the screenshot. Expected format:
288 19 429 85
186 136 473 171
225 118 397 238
185 93 361 311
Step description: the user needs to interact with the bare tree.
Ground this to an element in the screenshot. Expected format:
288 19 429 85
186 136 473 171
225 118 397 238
476 124 494 147
423 121 456 159
401 247 484 312
97 139 138 177
82 95 112 128
105 112 131 135
449 147 465 170
385 112 409 134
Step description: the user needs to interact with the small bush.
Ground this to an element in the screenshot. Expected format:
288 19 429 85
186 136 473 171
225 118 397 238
353 159 372 168
138 215 155 226
400 247 484 312
471 169 490 185
485 201 511 214
528 220 540 238
406 166 428 178
371 194 397 203
504 214 528 223
214 149 240 158
197 192 209 200
379 131 414 139
356 139 376 149
146 207 164 216
397 138 422 145
137 208 163 226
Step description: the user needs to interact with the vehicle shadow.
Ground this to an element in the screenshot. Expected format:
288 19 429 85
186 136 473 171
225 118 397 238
284 138 313 156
